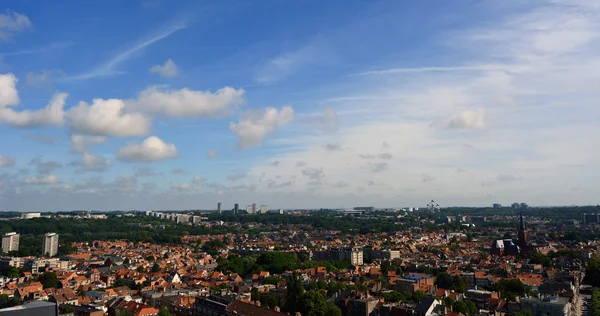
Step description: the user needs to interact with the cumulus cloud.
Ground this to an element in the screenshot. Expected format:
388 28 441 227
0 91 68 128
68 98 151 137
29 156 61 174
0 156 15 167
131 86 244 118
207 149 218 159
149 58 180 78
23 174 58 185
117 136 179 162
70 134 108 153
438 109 486 130
226 172 247 181
70 152 111 173
230 106 294 148
0 10 32 41
0 74 19 107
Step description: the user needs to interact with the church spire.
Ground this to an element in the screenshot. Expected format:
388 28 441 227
519 210 525 231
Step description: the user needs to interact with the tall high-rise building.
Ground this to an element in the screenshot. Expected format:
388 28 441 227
217 202 222 214
246 205 253 214
260 205 268 214
2 232 19 253
42 233 59 257
252 203 257 214
234 203 239 215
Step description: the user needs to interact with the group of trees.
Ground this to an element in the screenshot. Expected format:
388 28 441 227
434 272 467 293
283 272 342 316
217 252 354 276
584 256 600 287
592 288 600 316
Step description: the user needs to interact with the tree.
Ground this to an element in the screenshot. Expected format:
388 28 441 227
38 272 58 289
158 307 173 316
297 290 341 316
584 256 600 287
152 263 161 273
453 301 469 314
464 299 478 315
283 272 305 313
435 272 453 289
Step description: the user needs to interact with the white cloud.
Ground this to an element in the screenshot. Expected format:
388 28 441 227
117 136 179 162
70 152 111 173
0 74 19 107
0 156 15 167
207 149 217 158
437 109 486 130
149 58 180 78
70 134 108 153
230 106 294 148
255 43 328 84
68 98 151 137
0 10 32 41
0 92 68 128
130 86 244 118
23 174 58 185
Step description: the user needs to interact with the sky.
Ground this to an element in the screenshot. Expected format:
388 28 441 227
0 0 599 211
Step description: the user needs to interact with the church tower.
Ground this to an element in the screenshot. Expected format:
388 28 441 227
518 210 528 253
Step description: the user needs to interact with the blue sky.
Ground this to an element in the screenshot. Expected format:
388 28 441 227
1 0 599 211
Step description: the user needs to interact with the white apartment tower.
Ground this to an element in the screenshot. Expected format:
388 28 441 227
42 233 59 257
2 232 19 253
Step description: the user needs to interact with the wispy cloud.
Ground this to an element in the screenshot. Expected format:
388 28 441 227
67 23 187 81
354 65 506 76
0 42 72 56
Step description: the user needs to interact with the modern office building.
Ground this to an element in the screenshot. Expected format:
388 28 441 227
2 232 19 253
252 203 257 214
42 233 59 257
234 203 239 215
217 202 222 214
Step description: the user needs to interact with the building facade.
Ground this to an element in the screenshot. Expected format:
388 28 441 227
2 232 20 253
43 233 59 257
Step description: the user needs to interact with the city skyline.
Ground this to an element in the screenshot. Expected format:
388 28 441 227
1 0 600 211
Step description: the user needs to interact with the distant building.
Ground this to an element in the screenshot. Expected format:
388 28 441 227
217 202 222 214
252 203 257 214
456 214 465 223
313 246 363 265
21 213 41 219
234 203 239 215
511 203 520 209
493 203 502 209
440 216 452 224
260 205 268 214
42 233 59 257
354 206 375 212
246 205 253 214
471 216 487 223
520 202 529 209
2 232 19 253
583 213 600 225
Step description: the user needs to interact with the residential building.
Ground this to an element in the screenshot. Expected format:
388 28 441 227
43 233 59 257
0 301 58 316
260 205 268 214
2 232 19 253
20 213 41 219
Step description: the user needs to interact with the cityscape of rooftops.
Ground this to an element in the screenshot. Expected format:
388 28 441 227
1 1 600 316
